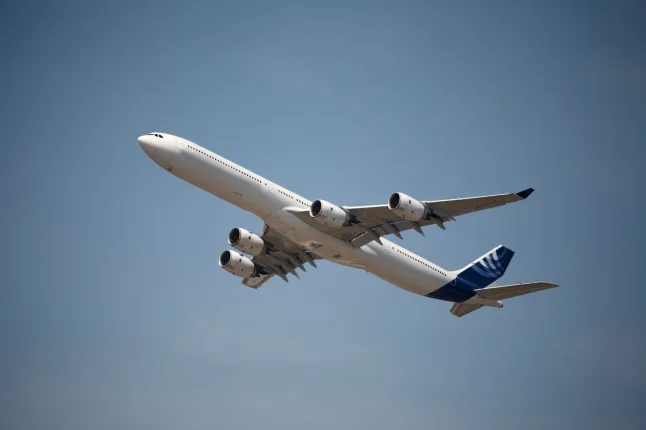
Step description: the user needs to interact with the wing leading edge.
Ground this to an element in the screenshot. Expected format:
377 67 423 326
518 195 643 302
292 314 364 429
288 188 534 247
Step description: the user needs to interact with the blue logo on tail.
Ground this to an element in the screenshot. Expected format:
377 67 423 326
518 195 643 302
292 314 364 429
469 246 513 280
458 245 514 289
425 245 515 302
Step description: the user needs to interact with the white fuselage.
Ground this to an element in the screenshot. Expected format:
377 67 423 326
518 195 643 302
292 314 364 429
139 133 453 297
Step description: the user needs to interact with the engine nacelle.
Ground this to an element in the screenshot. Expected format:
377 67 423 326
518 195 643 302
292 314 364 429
219 250 256 278
309 199 350 228
228 227 265 256
388 192 428 222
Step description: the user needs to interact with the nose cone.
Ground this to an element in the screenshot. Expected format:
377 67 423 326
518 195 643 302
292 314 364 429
138 135 156 152
138 133 176 171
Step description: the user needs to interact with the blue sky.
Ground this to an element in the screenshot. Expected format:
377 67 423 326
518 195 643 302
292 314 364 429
1 1 645 429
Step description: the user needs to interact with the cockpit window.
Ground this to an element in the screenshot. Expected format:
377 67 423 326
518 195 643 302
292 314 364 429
148 133 164 138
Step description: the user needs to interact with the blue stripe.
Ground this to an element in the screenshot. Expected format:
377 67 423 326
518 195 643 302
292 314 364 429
425 278 477 302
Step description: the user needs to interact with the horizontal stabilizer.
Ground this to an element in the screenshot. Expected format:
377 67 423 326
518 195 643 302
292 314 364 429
450 302 484 318
475 282 558 300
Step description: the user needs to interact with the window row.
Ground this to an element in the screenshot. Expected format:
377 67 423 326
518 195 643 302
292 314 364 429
188 146 263 184
277 189 308 206
393 247 445 275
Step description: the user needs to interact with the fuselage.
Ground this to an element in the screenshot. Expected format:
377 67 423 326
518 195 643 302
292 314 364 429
138 132 453 297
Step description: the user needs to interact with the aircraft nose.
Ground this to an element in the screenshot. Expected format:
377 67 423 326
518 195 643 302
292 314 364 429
138 135 156 152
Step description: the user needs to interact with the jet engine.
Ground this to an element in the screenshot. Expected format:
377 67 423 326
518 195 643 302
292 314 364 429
309 199 350 228
228 227 265 256
388 192 428 221
219 249 256 278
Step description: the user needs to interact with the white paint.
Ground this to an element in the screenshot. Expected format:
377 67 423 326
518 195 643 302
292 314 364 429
138 133 465 297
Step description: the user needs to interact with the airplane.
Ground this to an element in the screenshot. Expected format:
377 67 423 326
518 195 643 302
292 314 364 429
138 132 558 317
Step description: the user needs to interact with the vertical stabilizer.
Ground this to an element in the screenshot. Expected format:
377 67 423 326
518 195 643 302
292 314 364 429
456 245 514 289
426 245 514 302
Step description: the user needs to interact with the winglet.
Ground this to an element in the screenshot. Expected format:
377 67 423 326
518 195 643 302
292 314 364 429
516 188 534 199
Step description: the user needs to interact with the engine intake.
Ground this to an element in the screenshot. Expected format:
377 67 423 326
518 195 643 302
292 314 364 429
309 199 350 228
219 249 256 278
388 192 428 222
228 227 265 256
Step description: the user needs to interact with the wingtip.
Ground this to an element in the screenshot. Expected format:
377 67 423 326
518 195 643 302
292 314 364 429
516 188 534 199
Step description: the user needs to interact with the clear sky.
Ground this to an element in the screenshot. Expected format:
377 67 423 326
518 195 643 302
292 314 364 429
2 1 645 429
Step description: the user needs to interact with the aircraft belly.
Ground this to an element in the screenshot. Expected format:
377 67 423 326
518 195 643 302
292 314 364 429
369 265 431 295
172 152 443 297
362 241 447 296
265 209 365 266
172 146 441 297
263 210 440 295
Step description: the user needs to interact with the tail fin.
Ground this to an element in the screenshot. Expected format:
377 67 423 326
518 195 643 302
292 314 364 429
456 245 515 289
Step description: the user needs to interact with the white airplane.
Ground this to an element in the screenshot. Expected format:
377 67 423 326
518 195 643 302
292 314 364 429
139 132 557 317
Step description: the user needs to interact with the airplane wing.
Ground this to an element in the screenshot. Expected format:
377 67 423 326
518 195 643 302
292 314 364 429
287 188 534 247
474 282 558 300
240 224 320 288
